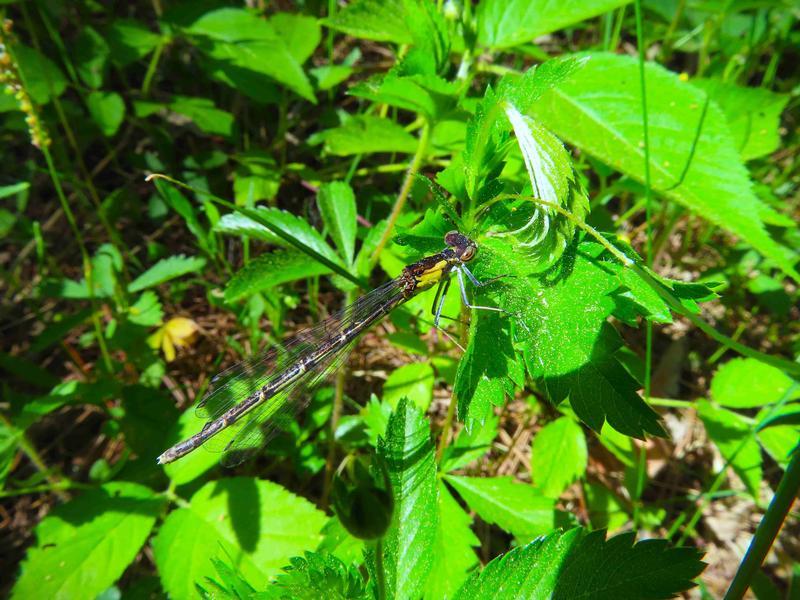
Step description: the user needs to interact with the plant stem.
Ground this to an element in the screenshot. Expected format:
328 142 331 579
375 538 387 600
321 289 354 510
369 122 431 266
724 449 800 600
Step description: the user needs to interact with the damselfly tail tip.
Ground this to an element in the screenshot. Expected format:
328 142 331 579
156 451 170 465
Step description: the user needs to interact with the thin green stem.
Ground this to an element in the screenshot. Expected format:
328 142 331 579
1 415 71 502
142 38 166 96
321 288 355 510
724 449 800 599
375 538 387 600
369 122 431 266
634 0 654 405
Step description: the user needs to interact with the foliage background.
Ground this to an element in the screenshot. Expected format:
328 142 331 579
0 0 798 598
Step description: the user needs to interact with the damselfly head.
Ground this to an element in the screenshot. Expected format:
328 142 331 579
444 231 477 262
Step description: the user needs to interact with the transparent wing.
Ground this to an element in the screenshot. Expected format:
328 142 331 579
194 277 405 460
219 335 357 467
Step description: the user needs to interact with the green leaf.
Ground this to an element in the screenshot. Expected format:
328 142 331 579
12 483 163 600
692 78 789 160
477 238 664 439
383 362 435 412
74 26 110 88
441 412 499 472
531 52 799 282
214 211 283 244
233 150 281 204
454 309 524 431
454 529 580 599
318 181 357 266
169 96 234 137
152 477 326 599
86 91 126 137
423 481 480 600
266 551 368 599
315 116 419 156
697 399 762 498
711 358 798 409
128 255 206 293
531 417 587 498
756 403 800 467
477 0 630 49
445 475 557 542
0 182 30 199
349 74 458 122
378 398 438 599
323 0 412 44
0 419 18 487
128 291 164 326
185 8 315 102
270 13 321 65
224 250 332 303
454 529 705 599
105 19 162 66
14 44 67 104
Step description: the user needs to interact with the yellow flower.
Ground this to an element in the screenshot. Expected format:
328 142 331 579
148 317 199 362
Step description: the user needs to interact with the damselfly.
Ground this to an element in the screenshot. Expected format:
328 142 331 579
157 231 507 466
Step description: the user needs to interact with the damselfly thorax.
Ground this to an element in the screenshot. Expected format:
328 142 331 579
157 230 505 466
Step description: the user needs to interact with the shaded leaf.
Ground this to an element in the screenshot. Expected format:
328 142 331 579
152 478 326 599
318 181 357 266
224 250 331 302
531 417 587 498
128 255 206 293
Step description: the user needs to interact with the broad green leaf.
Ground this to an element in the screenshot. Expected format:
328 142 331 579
154 182 214 256
315 116 419 156
476 238 664 439
454 309 524 431
86 91 126 137
105 19 162 66
127 291 164 326
266 551 368 599
214 212 283 244
74 26 109 88
383 362 435 411
756 402 800 467
318 181 357 266
454 529 705 599
224 250 332 302
424 482 480 600
270 13 321 64
477 0 630 49
692 78 789 160
169 96 234 137
445 475 557 542
532 52 799 282
14 45 67 104
462 56 587 203
454 529 582 599
441 411 500 472
697 399 762 498
311 64 354 90
152 477 326 599
128 255 206 293
12 483 163 600
233 150 281 204
378 398 438 599
185 8 315 102
531 417 587 498
323 0 412 44
711 358 798 409
349 73 458 122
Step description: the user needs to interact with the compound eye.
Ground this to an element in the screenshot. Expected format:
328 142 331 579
460 245 476 261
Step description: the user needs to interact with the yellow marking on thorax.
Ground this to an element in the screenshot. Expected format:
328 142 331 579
415 260 449 289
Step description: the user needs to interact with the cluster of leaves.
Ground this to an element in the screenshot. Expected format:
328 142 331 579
1 0 798 598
